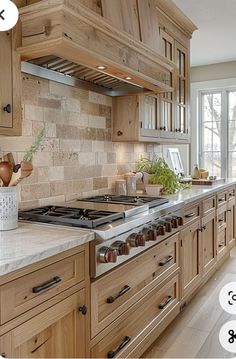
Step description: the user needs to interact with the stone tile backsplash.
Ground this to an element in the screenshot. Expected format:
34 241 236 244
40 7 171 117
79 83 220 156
0 74 162 209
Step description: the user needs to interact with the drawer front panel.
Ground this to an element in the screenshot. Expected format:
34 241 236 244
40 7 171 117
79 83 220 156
91 274 179 358
217 211 226 230
217 191 227 208
0 252 85 324
91 233 179 337
203 196 216 216
183 204 200 226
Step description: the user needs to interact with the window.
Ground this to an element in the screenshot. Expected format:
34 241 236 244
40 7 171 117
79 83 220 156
194 82 236 178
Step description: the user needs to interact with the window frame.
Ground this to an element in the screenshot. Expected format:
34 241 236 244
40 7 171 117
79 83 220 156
191 78 236 178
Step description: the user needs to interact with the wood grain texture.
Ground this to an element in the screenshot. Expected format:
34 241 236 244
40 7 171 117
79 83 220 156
101 0 140 40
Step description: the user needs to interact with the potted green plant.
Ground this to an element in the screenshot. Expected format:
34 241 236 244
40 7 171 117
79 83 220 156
136 156 190 195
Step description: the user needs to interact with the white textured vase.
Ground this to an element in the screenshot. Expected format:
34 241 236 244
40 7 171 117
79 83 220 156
0 187 19 231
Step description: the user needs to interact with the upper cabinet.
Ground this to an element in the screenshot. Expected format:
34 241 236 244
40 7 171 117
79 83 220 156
0 0 26 136
112 0 197 144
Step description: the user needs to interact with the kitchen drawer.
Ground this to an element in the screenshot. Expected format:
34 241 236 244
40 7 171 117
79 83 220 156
91 274 179 358
202 196 216 216
0 251 85 324
91 233 179 337
183 204 200 226
217 191 227 208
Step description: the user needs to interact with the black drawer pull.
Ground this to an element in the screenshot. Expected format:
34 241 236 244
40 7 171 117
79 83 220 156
229 193 234 196
185 212 195 218
107 285 131 304
228 209 232 212
219 243 224 248
218 218 224 223
218 198 225 202
159 295 173 309
107 336 131 358
32 276 61 294
159 255 173 266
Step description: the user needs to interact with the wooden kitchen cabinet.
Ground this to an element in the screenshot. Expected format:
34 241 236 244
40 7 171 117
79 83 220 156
0 244 90 358
0 290 87 358
217 205 228 260
180 219 201 300
0 1 24 135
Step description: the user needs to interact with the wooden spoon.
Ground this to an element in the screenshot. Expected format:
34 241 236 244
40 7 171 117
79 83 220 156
9 161 33 186
0 161 13 187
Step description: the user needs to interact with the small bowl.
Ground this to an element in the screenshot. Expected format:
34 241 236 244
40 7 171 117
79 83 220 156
145 184 163 196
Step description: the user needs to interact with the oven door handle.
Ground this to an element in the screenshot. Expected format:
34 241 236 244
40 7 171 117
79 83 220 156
106 285 131 304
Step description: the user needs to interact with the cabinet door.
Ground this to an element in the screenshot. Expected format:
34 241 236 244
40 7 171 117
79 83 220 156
227 200 236 249
159 29 175 138
140 95 158 132
217 208 228 260
175 41 189 139
0 289 88 358
202 212 217 276
0 18 22 135
0 31 13 129
181 220 201 299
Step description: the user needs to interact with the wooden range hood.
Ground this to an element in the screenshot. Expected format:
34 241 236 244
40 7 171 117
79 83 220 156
18 0 174 96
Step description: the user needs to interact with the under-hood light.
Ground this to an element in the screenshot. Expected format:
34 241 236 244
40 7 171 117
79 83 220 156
125 76 132 80
97 65 107 70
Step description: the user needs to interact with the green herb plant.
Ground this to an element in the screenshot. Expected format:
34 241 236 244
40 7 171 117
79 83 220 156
136 156 190 195
23 127 45 163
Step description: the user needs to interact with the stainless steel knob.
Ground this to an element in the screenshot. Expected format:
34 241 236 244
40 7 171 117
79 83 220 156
98 247 117 263
111 241 130 255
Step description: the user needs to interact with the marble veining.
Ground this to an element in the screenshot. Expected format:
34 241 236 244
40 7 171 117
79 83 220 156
0 222 94 276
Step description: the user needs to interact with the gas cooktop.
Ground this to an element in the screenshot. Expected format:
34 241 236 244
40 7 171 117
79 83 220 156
18 206 124 229
78 194 169 208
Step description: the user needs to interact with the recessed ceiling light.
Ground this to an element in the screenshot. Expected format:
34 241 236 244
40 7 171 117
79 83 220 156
97 66 106 70
125 76 132 80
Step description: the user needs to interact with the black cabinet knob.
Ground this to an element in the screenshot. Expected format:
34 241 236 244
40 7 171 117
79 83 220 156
3 104 11 114
79 305 88 315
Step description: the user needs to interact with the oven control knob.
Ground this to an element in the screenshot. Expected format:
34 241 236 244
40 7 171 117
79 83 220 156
156 224 166 236
144 226 157 241
111 241 130 255
98 247 117 263
178 216 184 226
170 216 179 228
165 221 172 232
128 233 145 247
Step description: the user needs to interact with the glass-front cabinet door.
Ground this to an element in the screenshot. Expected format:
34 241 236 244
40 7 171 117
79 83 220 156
175 41 189 140
139 95 160 139
159 29 175 139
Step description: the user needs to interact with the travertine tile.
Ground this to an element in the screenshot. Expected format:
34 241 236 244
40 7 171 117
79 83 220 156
93 177 108 190
48 166 64 181
21 183 51 201
45 122 56 138
88 115 106 129
89 91 112 106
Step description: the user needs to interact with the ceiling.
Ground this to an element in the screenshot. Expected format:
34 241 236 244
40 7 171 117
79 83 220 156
172 0 236 67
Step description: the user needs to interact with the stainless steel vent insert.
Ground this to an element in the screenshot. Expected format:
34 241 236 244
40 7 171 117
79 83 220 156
21 55 147 97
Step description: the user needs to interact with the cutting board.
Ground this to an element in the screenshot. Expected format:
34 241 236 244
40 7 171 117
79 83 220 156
181 178 225 186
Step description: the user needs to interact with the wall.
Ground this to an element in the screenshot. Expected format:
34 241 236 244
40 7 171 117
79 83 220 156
0 74 163 209
191 60 236 83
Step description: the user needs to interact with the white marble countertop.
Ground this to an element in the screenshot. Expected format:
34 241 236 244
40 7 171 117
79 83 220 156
0 222 94 277
165 179 236 204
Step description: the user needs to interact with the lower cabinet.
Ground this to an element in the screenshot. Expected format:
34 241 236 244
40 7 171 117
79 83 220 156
0 289 87 358
180 220 201 299
90 273 179 358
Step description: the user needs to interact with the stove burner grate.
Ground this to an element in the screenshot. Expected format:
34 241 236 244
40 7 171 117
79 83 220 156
18 206 124 228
